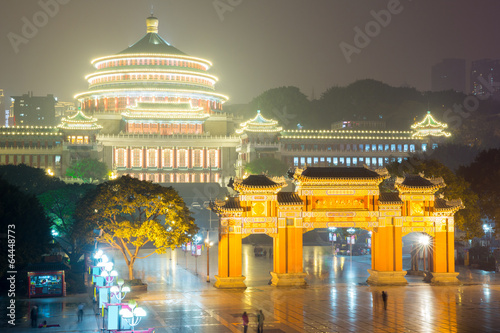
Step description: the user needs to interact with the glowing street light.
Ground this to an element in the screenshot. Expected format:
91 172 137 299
418 234 431 271
110 279 130 302
94 249 103 260
418 234 430 246
97 255 113 276
483 224 492 247
100 265 118 286
119 300 146 332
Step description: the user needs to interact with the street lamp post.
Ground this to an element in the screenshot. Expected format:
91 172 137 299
347 228 356 265
193 235 202 275
328 227 337 255
205 235 213 283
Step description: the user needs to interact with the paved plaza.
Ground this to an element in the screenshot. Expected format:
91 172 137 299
3 244 500 332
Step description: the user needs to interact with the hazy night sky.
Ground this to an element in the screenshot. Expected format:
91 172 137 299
1 0 500 105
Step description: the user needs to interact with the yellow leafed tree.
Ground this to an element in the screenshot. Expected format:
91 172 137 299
77 175 198 279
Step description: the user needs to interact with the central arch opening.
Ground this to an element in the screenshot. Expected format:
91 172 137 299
242 234 273 287
240 228 377 287
303 228 372 285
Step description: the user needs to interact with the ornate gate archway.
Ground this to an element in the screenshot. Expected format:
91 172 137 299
212 167 462 288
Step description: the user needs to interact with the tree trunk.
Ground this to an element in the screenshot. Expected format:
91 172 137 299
128 259 135 280
68 252 82 268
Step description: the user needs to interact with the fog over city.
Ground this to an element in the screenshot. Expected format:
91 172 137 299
1 0 500 103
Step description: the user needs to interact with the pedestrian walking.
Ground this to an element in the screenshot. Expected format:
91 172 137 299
242 311 249 333
30 305 38 328
257 309 265 333
382 291 388 310
77 303 85 322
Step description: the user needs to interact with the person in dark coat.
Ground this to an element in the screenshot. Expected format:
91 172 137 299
382 291 388 310
257 309 265 333
242 311 249 333
30 306 38 328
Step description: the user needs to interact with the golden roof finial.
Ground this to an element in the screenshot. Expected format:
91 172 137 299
146 10 159 34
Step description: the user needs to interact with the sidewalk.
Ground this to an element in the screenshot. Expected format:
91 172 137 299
4 294 98 333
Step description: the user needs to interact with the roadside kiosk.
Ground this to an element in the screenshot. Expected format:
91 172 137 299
26 262 69 298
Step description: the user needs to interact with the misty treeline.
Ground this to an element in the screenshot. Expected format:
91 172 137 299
226 79 500 150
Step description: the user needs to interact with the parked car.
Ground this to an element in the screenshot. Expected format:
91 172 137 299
203 201 210 208
191 201 201 209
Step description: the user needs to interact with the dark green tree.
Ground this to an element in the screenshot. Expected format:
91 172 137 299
459 149 500 233
76 176 198 279
244 157 289 177
38 184 97 267
428 143 480 171
66 158 109 183
387 157 482 239
0 178 52 279
0 164 64 195
246 86 310 129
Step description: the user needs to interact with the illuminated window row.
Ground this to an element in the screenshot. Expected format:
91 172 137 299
125 122 203 135
96 58 206 71
82 96 222 113
0 140 62 148
0 154 61 168
291 156 405 168
89 74 215 88
114 147 220 169
66 136 89 144
284 143 419 153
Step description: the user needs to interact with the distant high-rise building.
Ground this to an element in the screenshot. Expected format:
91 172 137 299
431 59 466 93
54 101 76 117
470 59 500 97
7 98 15 127
0 89 5 126
11 92 57 126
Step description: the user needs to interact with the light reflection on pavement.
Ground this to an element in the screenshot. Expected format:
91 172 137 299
92 244 500 332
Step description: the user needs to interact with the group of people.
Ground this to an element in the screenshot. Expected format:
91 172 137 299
30 306 60 329
242 310 265 333
29 294 387 330
240 293 387 333
30 303 85 328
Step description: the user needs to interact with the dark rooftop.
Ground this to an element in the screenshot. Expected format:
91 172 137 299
434 198 462 210
119 33 186 55
301 167 382 179
241 175 278 186
277 192 303 205
379 192 403 204
401 175 434 187
223 197 241 210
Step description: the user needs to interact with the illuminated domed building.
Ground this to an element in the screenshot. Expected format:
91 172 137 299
74 16 239 183
75 16 227 117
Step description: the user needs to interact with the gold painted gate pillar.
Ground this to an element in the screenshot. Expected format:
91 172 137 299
427 218 459 285
214 224 246 289
271 218 306 286
367 217 407 285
